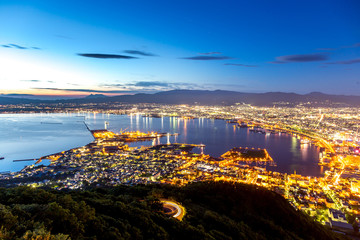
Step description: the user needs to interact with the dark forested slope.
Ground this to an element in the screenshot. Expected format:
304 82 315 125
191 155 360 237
0 182 348 240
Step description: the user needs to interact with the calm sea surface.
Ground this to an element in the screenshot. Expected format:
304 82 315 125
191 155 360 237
0 113 322 176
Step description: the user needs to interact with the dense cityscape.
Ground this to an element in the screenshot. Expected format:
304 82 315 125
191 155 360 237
1 102 360 236
1 1 359 239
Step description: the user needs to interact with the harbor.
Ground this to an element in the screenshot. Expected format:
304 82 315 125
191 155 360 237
0 113 320 175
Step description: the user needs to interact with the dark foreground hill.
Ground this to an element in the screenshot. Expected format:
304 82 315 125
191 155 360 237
0 182 347 240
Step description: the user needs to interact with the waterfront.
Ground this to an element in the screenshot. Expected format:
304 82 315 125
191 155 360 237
0 113 320 175
0 113 93 172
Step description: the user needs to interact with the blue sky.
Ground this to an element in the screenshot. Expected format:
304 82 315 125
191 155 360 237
0 0 359 98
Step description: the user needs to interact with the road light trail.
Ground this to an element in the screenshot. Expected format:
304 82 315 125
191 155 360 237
161 199 186 221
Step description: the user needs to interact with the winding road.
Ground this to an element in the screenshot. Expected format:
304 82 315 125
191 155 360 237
161 199 186 221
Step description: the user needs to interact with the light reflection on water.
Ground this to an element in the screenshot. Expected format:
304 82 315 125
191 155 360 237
0 113 321 176
86 114 321 177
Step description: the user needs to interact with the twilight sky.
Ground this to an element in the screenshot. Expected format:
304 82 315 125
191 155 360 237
0 0 360 98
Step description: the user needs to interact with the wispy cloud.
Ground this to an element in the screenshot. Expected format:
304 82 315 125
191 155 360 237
132 81 202 90
269 53 330 64
54 34 73 40
316 42 360 51
182 55 233 60
20 80 41 82
325 58 360 65
342 42 360 48
133 81 169 87
101 81 203 92
9 44 27 49
34 81 247 96
130 81 169 87
1 43 41 50
67 83 80 86
33 88 135 94
100 83 125 88
124 50 157 56
20 80 56 83
268 61 288 64
77 53 138 59
224 63 257 67
34 83 200 94
316 48 336 51
2 94 35 97
198 52 222 55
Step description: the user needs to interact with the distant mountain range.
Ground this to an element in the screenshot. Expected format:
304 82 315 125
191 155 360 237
1 90 360 106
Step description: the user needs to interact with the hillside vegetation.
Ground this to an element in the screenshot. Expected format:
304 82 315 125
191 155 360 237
0 182 347 239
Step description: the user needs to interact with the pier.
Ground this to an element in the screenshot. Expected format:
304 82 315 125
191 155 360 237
83 121 91 132
13 159 37 162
